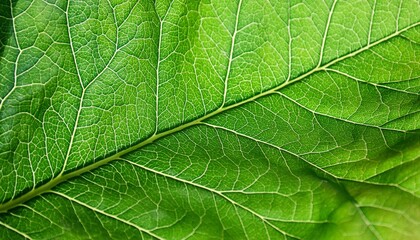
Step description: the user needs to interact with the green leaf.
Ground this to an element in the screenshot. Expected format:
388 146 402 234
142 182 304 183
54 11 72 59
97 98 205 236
1 0 419 239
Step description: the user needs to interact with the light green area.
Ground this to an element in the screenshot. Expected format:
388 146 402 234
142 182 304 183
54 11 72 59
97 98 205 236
0 0 419 239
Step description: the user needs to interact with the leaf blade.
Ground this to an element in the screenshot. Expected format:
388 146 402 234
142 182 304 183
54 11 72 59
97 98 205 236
1 0 419 239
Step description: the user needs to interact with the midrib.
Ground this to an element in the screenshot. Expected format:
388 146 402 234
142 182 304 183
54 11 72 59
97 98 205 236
0 22 418 214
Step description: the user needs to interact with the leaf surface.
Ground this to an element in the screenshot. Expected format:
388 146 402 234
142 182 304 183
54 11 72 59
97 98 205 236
0 0 420 239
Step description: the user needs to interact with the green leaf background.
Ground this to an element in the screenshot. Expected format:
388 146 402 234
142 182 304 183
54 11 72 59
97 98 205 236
1 0 419 239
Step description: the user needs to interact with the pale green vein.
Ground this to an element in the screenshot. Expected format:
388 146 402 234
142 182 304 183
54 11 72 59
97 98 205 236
0 220 32 240
275 91 409 132
203 122 420 200
354 203 383 240
326 68 420 95
120 158 297 239
367 0 377 44
49 190 164 240
200 122 339 180
317 0 338 67
60 0 86 174
222 0 243 106
0 0 20 112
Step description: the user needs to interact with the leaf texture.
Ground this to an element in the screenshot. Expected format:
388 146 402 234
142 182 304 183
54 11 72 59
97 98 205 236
0 0 419 239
